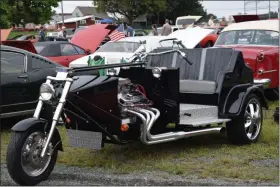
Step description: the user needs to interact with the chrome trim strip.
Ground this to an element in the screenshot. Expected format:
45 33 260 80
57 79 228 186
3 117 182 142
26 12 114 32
261 70 278 74
1 100 38 107
0 109 35 118
254 78 271 89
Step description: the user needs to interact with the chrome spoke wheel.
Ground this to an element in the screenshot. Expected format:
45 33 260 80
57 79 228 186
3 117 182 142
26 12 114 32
244 99 261 140
21 132 52 177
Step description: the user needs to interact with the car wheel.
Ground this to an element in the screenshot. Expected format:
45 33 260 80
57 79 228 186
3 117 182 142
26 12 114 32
226 94 263 144
205 41 213 48
6 127 58 185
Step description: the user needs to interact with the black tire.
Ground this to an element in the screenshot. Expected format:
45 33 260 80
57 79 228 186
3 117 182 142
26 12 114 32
6 127 58 185
205 41 213 48
226 94 263 144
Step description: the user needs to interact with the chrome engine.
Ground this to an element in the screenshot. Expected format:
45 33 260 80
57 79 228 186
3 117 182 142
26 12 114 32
118 79 153 108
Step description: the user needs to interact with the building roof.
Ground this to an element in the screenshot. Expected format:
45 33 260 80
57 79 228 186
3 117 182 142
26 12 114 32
222 20 279 32
76 6 109 19
52 14 73 22
57 15 93 24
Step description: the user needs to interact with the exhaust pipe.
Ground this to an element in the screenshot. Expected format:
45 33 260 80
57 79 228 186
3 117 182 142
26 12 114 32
126 108 223 145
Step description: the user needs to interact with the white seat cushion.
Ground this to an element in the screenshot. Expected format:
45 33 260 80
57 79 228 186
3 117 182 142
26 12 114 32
180 80 217 94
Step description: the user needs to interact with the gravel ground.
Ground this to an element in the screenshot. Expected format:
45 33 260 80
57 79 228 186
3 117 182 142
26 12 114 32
1 164 278 186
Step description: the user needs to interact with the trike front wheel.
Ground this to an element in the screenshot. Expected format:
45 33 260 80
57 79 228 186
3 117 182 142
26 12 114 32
6 128 58 185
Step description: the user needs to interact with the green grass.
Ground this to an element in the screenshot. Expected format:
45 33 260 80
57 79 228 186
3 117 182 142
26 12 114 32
1 101 279 183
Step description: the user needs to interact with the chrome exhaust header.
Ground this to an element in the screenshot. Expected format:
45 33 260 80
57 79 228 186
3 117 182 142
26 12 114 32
126 107 223 145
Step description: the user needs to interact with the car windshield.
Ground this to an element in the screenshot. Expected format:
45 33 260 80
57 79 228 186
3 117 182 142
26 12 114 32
97 42 141 53
215 30 279 46
177 19 196 25
34 44 47 53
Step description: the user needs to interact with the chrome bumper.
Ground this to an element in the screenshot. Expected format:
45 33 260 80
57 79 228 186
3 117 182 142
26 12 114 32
254 78 271 89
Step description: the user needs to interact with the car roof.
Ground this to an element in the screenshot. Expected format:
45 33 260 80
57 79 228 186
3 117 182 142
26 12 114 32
1 44 60 64
34 41 70 46
222 20 279 32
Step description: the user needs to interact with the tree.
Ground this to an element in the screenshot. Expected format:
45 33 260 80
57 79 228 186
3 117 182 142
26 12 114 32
93 0 166 24
0 0 11 28
6 0 60 27
165 0 206 23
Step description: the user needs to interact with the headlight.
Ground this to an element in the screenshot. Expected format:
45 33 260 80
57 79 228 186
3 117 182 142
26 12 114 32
152 67 162 78
107 68 117 76
40 83 55 101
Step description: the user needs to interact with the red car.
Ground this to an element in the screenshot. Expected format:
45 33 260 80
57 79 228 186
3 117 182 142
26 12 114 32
2 24 117 67
214 19 279 92
200 26 225 47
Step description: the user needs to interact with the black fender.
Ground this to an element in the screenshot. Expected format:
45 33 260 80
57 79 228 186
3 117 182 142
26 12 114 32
11 117 63 151
223 84 268 117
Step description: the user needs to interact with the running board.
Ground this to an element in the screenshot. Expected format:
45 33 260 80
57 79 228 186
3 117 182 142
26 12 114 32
179 104 231 127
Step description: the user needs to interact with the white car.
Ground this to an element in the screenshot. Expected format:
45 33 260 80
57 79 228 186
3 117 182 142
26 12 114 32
69 27 213 71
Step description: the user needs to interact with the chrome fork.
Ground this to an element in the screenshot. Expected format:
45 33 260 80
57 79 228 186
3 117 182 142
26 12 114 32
33 72 73 158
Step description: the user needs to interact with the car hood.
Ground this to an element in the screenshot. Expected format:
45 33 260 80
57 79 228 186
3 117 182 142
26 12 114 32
69 52 134 68
70 24 117 53
232 15 260 23
1 28 12 41
169 27 214 48
1 40 38 54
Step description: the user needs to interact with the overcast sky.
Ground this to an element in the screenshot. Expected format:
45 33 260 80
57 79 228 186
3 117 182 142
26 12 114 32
53 0 279 18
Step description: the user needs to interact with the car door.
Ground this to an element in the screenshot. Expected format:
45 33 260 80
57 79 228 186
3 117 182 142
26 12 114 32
0 50 31 117
59 43 85 67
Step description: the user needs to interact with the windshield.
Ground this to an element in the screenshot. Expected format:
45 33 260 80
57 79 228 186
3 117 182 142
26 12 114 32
215 30 279 46
97 42 141 53
34 45 46 53
176 19 196 25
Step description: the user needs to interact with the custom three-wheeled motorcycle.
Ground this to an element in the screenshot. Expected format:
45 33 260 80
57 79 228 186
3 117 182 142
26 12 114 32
6 47 268 185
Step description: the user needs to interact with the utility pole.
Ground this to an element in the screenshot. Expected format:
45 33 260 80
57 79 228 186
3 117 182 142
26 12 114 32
268 0 271 18
256 0 258 14
61 1 64 26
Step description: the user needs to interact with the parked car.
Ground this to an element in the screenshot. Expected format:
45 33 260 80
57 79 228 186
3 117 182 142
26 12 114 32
69 27 214 69
200 26 225 47
134 29 149 36
214 19 279 92
0 44 61 120
7 34 23 40
15 34 38 43
34 41 91 67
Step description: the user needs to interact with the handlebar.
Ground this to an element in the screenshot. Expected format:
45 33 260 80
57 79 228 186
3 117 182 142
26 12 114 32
128 49 193 65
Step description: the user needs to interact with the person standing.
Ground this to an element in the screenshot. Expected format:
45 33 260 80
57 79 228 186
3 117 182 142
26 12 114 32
208 15 215 26
162 19 172 36
151 24 158 36
123 22 134 37
38 26 45 42
220 16 228 26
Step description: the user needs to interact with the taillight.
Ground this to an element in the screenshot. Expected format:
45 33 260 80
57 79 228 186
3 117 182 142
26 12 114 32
257 53 264 62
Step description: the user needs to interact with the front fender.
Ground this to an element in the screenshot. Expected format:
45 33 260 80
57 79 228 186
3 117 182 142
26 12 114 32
223 84 268 116
12 117 63 151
